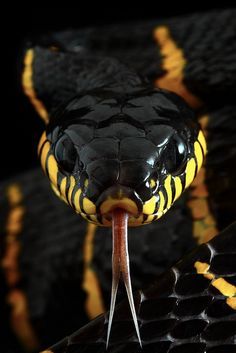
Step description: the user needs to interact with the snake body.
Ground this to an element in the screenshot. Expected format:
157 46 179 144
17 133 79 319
50 222 236 353
0 8 236 353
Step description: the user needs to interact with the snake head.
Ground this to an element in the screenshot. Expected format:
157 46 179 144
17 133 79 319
38 88 206 226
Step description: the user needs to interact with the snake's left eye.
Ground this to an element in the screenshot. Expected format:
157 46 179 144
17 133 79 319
54 135 78 173
164 135 187 175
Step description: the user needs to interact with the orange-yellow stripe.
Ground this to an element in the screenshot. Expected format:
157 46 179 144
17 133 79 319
198 130 207 155
154 26 202 108
82 223 105 318
212 278 236 297
47 155 58 185
185 158 196 188
68 176 76 206
158 190 165 215
164 175 172 210
194 140 204 172
188 114 218 244
2 184 39 350
173 176 182 202
227 297 236 310
40 141 50 173
22 49 49 124
195 261 236 308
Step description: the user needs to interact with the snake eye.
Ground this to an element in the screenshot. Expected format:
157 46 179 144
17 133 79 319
164 135 187 175
54 135 77 173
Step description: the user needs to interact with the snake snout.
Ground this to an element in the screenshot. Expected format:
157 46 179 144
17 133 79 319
96 185 143 218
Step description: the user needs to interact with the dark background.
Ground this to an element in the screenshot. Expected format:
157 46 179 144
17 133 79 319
2 4 235 181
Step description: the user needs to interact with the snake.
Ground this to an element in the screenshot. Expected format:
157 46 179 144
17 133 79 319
0 8 236 353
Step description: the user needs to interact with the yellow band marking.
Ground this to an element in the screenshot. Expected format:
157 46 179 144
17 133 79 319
144 214 155 223
154 26 202 108
185 158 196 188
194 261 210 273
188 169 218 243
74 188 82 213
227 297 236 310
40 141 50 174
154 27 186 78
83 197 97 215
5 207 25 234
198 130 207 155
143 196 158 215
22 49 49 123
2 184 39 350
68 176 76 206
2 185 25 286
187 115 218 244
82 223 105 318
194 261 214 280
47 155 58 186
194 141 204 172
59 177 67 198
7 290 39 351
195 261 236 308
7 184 23 205
158 190 165 214
164 175 172 210
173 176 182 202
212 278 236 297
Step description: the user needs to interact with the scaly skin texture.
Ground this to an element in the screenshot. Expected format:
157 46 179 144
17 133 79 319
47 221 236 353
39 88 203 226
0 9 235 353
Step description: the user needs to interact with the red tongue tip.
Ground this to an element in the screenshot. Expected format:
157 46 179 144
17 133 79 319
106 208 142 349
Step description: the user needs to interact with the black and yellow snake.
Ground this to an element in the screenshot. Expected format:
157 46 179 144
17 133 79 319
0 9 236 353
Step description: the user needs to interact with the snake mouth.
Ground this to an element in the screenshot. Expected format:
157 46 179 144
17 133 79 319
79 185 165 226
96 185 143 221
79 184 170 226
100 199 140 217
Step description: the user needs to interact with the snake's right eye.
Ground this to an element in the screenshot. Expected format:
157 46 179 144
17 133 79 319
54 135 77 173
164 135 187 175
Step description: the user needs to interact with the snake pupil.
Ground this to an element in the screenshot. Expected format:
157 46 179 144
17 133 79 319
54 134 78 173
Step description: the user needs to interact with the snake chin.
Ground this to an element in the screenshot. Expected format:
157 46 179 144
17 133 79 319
80 209 167 227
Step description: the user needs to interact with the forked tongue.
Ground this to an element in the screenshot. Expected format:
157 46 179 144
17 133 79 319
106 208 142 349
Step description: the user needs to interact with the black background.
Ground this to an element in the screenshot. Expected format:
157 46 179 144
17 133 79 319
2 4 235 181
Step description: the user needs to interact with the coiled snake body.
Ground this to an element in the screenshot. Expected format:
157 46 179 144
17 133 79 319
0 9 236 353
